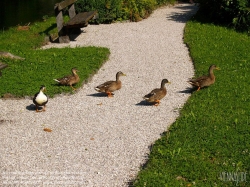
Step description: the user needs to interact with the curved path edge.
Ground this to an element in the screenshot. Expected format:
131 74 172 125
0 3 198 187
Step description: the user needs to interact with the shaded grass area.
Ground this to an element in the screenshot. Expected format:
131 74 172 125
132 13 250 187
0 17 110 97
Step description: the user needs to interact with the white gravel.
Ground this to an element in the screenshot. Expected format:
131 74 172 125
0 3 198 187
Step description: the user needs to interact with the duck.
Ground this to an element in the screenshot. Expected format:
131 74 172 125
33 85 48 112
95 71 126 97
53 67 80 90
187 64 220 91
143 79 171 106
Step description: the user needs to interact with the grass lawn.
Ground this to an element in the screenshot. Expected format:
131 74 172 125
0 17 110 98
1 6 249 187
132 12 250 187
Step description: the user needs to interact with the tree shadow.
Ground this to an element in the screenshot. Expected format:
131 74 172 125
166 3 199 23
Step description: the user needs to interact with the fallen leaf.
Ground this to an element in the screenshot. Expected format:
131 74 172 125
44 128 52 132
176 176 186 181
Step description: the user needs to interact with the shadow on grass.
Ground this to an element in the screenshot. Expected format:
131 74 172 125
171 5 236 32
38 23 85 43
51 83 79 90
39 23 57 35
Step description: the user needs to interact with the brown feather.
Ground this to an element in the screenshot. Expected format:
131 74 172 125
54 68 80 89
95 71 126 96
143 79 170 104
188 65 220 90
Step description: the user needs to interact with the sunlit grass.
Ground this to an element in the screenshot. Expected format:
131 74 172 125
133 13 250 187
0 17 110 97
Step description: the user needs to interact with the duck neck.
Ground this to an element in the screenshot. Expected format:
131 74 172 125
161 82 166 90
209 68 215 79
72 71 78 77
116 74 120 82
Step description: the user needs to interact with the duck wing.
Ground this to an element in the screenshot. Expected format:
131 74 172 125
95 81 118 92
144 88 161 99
188 75 209 86
54 74 74 85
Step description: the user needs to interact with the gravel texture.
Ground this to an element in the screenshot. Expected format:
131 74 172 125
0 3 198 186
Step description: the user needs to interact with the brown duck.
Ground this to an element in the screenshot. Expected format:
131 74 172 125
95 71 126 97
53 68 80 90
143 79 170 106
188 64 220 91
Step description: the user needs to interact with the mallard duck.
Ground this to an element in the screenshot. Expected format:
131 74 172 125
143 79 170 106
53 68 80 90
95 71 126 97
187 64 220 91
33 85 48 112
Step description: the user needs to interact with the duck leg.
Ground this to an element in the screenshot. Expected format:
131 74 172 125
43 105 46 112
70 85 77 90
154 100 160 106
35 106 42 112
196 87 201 91
107 92 113 98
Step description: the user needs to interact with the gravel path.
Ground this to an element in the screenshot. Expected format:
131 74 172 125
0 3 198 186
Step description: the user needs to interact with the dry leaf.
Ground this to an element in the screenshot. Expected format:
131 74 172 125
44 128 52 132
17 26 30 31
176 176 186 181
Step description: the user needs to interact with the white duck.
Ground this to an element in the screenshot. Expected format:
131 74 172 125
33 85 48 112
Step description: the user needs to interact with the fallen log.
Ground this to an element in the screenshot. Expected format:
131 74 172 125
0 62 8 70
0 62 8 77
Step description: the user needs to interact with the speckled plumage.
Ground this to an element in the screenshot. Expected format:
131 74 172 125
188 65 220 91
95 71 126 97
54 68 80 90
143 79 170 106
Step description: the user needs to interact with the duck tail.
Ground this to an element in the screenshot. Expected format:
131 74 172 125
94 87 100 91
53 79 60 83
143 95 150 100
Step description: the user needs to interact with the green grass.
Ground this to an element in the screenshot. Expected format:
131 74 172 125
132 14 250 187
0 17 110 97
